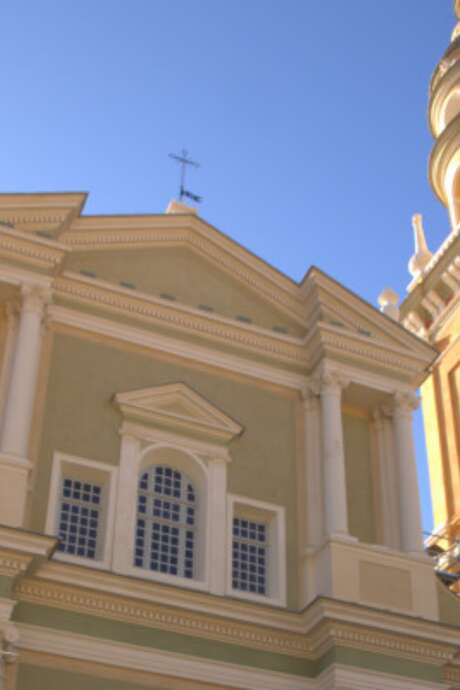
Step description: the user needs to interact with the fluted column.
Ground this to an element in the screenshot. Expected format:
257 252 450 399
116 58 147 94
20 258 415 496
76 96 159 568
1 285 49 457
392 392 423 554
317 372 350 539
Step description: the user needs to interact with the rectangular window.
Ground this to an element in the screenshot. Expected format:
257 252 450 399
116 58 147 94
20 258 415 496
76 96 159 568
46 453 117 569
227 494 286 607
57 478 102 559
232 517 268 595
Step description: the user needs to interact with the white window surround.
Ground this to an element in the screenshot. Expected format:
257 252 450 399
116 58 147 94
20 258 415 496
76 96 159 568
227 493 287 607
45 452 118 570
113 437 213 591
112 383 241 595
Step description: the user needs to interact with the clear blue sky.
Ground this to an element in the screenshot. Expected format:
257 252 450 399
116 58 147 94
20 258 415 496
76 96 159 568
1 0 455 534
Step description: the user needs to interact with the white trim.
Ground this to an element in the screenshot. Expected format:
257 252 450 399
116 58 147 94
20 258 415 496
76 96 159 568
45 452 118 570
47 304 305 390
227 493 287 607
17 623 312 690
112 435 212 592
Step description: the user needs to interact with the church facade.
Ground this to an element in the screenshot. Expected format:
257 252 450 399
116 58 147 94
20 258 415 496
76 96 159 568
2 5 460 690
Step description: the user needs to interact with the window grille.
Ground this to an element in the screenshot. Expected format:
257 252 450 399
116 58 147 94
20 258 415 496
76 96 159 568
57 478 102 559
134 465 196 579
232 517 268 595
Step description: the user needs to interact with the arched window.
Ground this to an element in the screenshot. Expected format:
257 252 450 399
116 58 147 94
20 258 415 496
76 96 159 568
134 465 197 579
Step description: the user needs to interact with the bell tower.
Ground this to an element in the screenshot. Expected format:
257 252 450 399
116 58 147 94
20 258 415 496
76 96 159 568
400 1 460 564
429 1 460 230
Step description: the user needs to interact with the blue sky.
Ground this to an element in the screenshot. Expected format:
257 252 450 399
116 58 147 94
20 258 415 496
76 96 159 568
1 0 455 533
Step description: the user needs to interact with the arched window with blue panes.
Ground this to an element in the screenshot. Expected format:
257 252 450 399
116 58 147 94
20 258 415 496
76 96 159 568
134 465 196 579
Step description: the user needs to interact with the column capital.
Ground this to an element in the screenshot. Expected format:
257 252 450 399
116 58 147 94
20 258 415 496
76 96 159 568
311 370 350 396
393 391 420 415
20 284 51 314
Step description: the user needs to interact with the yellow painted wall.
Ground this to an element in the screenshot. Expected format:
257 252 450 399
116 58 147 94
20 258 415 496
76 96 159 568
422 311 460 537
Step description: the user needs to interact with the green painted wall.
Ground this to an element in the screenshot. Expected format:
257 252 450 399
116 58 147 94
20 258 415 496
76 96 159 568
0 574 14 598
343 414 377 544
32 332 300 607
315 646 442 683
66 247 304 336
17 664 145 690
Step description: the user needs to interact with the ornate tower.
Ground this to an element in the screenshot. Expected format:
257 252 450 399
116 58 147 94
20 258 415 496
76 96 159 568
400 1 460 558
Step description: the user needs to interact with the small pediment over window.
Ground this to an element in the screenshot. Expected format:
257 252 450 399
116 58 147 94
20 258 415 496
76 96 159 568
114 383 243 444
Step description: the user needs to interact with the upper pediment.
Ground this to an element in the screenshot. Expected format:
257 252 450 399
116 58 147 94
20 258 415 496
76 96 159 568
114 383 243 444
304 268 437 383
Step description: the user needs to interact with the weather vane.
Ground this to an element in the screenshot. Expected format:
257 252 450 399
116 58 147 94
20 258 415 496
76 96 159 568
169 149 202 204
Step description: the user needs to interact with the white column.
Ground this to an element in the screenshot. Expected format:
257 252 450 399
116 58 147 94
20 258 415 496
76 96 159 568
1 285 49 457
112 433 141 573
302 388 324 550
317 372 350 539
207 457 228 595
392 393 423 554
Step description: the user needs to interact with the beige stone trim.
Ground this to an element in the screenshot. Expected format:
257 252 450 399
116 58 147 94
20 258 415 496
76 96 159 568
0 550 31 578
114 383 243 444
53 272 308 365
0 527 56 558
15 578 311 658
0 226 66 270
14 578 459 665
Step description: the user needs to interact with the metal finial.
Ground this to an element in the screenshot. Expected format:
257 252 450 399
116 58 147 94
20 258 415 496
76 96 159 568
169 149 202 204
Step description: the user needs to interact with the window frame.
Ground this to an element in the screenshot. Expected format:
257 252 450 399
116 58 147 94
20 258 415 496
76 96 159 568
112 427 220 593
45 452 118 570
226 494 287 607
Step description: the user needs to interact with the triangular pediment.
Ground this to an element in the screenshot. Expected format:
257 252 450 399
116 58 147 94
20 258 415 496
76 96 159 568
114 383 243 444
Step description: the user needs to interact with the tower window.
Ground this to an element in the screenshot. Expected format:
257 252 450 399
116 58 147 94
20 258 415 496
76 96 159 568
134 465 197 579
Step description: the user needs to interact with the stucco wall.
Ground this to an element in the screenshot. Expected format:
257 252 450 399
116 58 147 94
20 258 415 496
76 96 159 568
31 331 300 607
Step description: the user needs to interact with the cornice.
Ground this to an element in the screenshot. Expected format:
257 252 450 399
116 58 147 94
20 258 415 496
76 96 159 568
15 578 312 659
318 324 431 385
52 273 309 368
49 273 433 387
47 305 306 390
0 526 57 559
0 226 67 271
14 575 460 666
60 218 307 324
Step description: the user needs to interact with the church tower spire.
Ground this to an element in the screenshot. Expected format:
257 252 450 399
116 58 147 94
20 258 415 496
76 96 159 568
429 1 460 231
